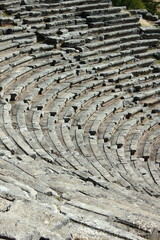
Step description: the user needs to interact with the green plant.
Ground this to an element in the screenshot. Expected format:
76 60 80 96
143 0 160 15
112 0 145 9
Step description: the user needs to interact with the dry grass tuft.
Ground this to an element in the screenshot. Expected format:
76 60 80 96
139 18 154 27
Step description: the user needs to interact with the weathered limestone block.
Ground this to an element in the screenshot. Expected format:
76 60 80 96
21 0 39 5
0 17 15 26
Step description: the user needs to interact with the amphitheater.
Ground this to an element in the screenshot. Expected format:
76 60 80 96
0 0 160 239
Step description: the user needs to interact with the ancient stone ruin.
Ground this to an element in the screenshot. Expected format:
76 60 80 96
0 0 160 239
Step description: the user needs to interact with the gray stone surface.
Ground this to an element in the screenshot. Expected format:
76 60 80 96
0 0 160 239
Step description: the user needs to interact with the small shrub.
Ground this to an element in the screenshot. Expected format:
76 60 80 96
112 0 145 9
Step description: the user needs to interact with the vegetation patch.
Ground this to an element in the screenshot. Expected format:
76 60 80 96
112 0 160 17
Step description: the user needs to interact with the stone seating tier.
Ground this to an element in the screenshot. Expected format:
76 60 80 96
0 0 160 239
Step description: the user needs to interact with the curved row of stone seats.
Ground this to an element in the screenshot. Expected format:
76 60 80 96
54 22 140 49
131 117 160 157
86 15 140 29
0 0 159 161
0 66 32 99
125 115 159 161
1 0 158 74
47 120 89 171
19 69 90 104
61 130 129 184
0 47 64 100
10 71 102 169
3 0 112 31
87 107 157 189
130 155 160 194
10 85 97 170
143 124 160 162
0 26 79 165
40 14 137 41
0 0 160 238
130 124 156 160
0 22 37 47
140 27 160 40
15 102 54 162
61 124 134 187
61 23 141 49
39 71 148 188
111 112 158 162
9 84 76 159
59 103 154 192
48 124 95 173
73 44 158 76
0 0 21 9
0 103 37 158
85 11 130 24
1 0 140 50
84 38 154 52
91 106 160 194
81 21 140 38
104 106 144 144
83 32 157 55
1 62 158 174
60 126 108 177
76 93 121 128
147 161 160 187
28 77 111 170
0 105 18 154
76 46 145 66
21 66 76 101
61 63 159 182
3 0 155 195
114 74 159 91
0 31 36 44
82 6 126 17
0 42 19 55
22 73 130 180
0 15 18 27
0 42 55 69
24 0 111 12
